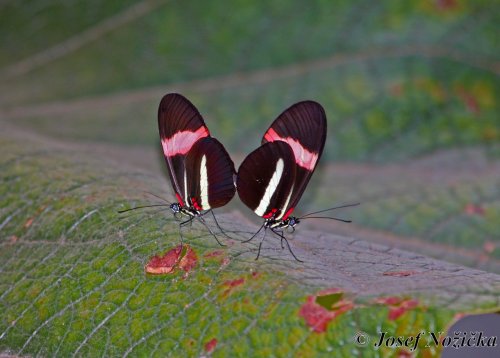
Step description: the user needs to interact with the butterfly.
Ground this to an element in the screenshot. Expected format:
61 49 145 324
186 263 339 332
236 101 358 260
120 93 236 245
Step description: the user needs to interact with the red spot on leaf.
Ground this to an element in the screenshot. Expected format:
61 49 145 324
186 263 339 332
178 246 197 273
464 203 485 216
397 348 414 358
224 278 245 288
298 288 354 333
389 83 404 97
383 271 419 277
24 217 34 228
483 241 496 254
204 338 217 354
376 296 401 306
376 296 419 320
457 88 480 114
23 205 47 229
222 277 245 296
145 245 197 275
204 250 224 258
436 0 457 10
251 271 261 279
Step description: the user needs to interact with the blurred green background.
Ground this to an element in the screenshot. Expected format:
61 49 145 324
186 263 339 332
1 0 499 271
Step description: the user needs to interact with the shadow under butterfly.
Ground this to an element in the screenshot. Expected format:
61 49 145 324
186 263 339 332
119 93 236 246
236 101 359 261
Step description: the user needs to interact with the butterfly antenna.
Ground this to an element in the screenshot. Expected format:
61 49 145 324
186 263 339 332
271 229 303 262
242 222 265 243
117 207 171 221
197 216 226 247
117 203 170 213
300 216 352 223
299 202 360 219
143 191 173 205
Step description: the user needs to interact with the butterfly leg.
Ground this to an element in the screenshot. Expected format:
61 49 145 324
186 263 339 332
243 222 265 243
179 216 195 248
255 229 267 261
197 216 226 247
208 210 233 240
271 229 303 262
275 230 285 249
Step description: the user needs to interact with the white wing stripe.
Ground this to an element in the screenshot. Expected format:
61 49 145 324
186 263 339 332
183 168 188 205
255 159 284 216
200 155 210 209
276 185 293 220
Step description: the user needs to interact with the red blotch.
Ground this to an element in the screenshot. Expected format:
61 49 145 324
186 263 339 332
457 88 480 115
145 245 197 275
222 277 245 296
376 296 401 305
204 338 217 354
397 348 414 358
178 246 198 273
483 241 496 254
251 271 261 279
221 257 231 267
204 250 224 258
24 217 34 228
464 203 485 216
383 271 419 277
376 296 419 321
224 278 245 288
389 83 404 97
298 288 354 333
24 205 48 228
436 0 457 10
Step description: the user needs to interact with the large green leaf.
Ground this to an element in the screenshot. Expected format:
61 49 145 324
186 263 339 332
1 1 499 356
1 124 499 357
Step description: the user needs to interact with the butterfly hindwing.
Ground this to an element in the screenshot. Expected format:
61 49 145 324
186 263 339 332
158 93 210 206
184 137 236 211
237 141 296 220
261 101 327 219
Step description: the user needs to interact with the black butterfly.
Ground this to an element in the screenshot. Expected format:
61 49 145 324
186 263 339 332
236 101 358 260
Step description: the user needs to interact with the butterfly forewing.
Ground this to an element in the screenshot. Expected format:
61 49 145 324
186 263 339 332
158 93 210 206
261 101 327 219
184 137 236 211
237 141 296 220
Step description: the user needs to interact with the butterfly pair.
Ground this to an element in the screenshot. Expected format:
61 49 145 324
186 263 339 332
156 93 353 261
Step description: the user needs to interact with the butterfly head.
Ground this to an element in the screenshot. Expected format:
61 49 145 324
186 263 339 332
286 216 300 228
170 203 182 214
